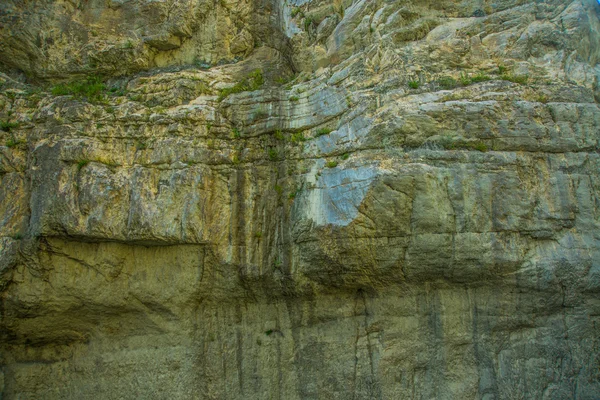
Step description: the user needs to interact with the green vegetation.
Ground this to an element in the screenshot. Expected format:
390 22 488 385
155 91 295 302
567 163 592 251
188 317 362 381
459 72 492 86
11 233 23 240
289 95 299 102
304 17 314 31
109 87 126 97
326 161 338 168
500 74 528 84
498 65 507 74
459 72 471 86
254 231 262 239
439 136 488 152
0 121 18 132
275 74 295 85
408 80 420 89
437 76 458 90
232 128 241 138
268 148 278 161
274 130 284 140
51 76 107 103
274 185 283 196
232 154 241 165
316 128 332 137
5 136 24 148
341 153 350 160
470 73 491 83
76 159 90 170
218 69 264 101
135 140 147 150
290 132 306 143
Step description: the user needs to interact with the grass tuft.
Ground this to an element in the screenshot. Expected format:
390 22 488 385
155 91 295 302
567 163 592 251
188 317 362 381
51 76 107 103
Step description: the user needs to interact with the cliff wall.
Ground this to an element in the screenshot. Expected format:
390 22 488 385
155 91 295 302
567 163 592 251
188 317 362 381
1 0 600 398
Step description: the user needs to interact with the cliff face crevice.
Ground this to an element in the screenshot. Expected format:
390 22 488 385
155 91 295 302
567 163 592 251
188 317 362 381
1 0 600 398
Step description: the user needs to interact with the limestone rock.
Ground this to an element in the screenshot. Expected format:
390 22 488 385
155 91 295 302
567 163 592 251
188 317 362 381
1 0 600 399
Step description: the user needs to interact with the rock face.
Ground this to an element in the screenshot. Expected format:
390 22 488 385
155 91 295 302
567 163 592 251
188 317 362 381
1 0 600 399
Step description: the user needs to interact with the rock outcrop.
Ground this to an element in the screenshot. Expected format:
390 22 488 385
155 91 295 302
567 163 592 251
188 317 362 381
1 0 600 398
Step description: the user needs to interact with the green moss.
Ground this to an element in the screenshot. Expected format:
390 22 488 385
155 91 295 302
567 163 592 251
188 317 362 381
326 161 338 168
341 153 350 160
232 128 241 138
274 130 284 140
289 95 299 102
408 81 420 89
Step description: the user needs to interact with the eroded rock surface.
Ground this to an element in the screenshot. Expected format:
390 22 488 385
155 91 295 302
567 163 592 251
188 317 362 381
1 0 600 399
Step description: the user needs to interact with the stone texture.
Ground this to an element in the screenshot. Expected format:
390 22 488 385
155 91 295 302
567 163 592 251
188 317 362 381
1 0 600 399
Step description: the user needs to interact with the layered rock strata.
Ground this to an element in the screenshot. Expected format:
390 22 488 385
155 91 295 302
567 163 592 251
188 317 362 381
1 0 600 398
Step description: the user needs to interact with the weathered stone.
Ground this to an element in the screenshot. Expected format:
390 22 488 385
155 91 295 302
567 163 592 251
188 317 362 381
1 0 600 399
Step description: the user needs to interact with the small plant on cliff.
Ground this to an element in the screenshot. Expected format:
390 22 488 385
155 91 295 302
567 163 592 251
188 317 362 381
500 74 529 84
274 130 285 140
0 121 18 132
218 69 264 101
76 159 90 170
51 76 107 103
135 140 147 150
408 80 420 89
326 161 338 168
5 136 24 148
316 127 332 137
289 95 299 102
470 73 491 83
437 76 458 90
268 148 279 161
290 132 306 143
